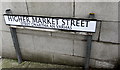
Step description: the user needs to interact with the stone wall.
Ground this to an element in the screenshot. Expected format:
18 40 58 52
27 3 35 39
0 0 119 68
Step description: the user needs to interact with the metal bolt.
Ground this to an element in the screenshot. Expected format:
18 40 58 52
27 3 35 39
89 13 95 19
5 9 12 14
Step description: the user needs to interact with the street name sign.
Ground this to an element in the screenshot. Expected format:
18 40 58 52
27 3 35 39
4 14 97 32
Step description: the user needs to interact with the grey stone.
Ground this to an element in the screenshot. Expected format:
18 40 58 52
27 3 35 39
1 1 28 31
53 53 76 66
75 0 119 2
74 34 86 40
2 1 28 15
33 35 73 55
2 15 10 31
73 56 84 67
0 2 2 31
33 51 53 63
51 32 74 39
0 31 2 56
53 53 95 67
17 33 34 60
74 40 118 61
17 29 52 37
100 21 118 43
33 36 51 53
75 2 118 21
91 42 118 61
16 29 35 34
33 30 52 36
0 19 1 31
119 22 120 44
2 31 16 58
73 40 86 57
27 2 73 17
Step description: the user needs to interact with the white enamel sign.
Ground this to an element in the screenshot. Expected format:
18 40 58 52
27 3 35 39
4 14 97 32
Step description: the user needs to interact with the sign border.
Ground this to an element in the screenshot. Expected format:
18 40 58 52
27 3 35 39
3 14 98 33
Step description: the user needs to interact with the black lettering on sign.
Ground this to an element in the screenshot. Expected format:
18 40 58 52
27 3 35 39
32 17 37 23
56 18 59 25
66 19 69 25
81 20 89 27
8 16 31 23
76 20 80 27
86 20 89 27
17 16 23 22
47 18 51 24
52 19 56 25
62 19 65 26
71 20 75 26
32 17 43 23
13 16 18 22
4 15 96 32
22 16 26 22
37 17 42 23
8 16 13 21
42 18 47 24
81 20 85 27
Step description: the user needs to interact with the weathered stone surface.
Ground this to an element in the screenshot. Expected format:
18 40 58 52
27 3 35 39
17 33 34 60
119 22 120 44
2 31 16 58
100 22 118 43
1 1 28 31
17 29 52 37
91 42 118 61
27 2 73 17
73 56 84 67
2 1 27 15
51 32 74 39
75 0 119 2
33 36 73 55
53 53 96 67
53 53 80 66
74 40 118 61
75 2 118 21
0 31 2 56
33 51 53 63
1 16 10 31
73 40 86 57
0 2 2 31
74 34 86 40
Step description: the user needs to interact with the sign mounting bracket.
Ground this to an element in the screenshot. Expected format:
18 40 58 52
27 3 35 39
5 9 23 64
84 13 95 70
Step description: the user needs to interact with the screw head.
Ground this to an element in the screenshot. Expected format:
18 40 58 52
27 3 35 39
89 13 95 18
5 9 12 14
